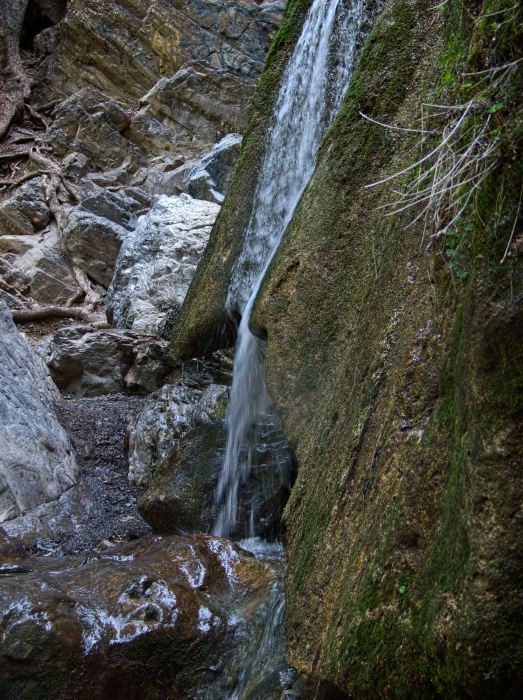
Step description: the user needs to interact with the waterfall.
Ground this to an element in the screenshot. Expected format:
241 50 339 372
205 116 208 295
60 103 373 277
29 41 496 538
213 0 366 537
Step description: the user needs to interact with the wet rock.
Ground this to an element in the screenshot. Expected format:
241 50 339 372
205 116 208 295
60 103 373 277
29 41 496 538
0 176 50 235
128 383 229 489
0 302 78 523
186 133 243 204
44 325 172 397
107 194 219 336
0 533 278 699
62 188 151 288
130 375 292 539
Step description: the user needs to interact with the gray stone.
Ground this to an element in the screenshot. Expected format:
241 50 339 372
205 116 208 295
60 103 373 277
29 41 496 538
44 325 172 397
2 228 79 305
107 194 219 336
128 382 229 488
0 302 78 523
0 177 50 235
186 133 242 204
45 88 146 181
62 188 151 288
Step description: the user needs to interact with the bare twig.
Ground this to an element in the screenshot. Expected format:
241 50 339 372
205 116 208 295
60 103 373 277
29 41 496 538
500 184 523 263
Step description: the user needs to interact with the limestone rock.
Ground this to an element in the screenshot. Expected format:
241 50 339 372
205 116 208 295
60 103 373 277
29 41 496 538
1 228 79 305
0 533 279 699
46 0 285 130
44 325 172 397
62 188 152 288
186 133 242 204
107 194 219 336
45 88 146 181
0 177 50 235
0 302 78 522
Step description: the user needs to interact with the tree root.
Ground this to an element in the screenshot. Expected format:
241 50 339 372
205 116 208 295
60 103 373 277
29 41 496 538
12 305 96 323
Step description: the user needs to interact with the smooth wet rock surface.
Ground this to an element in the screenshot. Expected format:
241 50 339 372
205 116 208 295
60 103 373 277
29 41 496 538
0 532 280 699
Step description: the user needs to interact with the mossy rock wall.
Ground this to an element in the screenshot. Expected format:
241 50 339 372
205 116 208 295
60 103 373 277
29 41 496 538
251 0 523 696
174 0 522 695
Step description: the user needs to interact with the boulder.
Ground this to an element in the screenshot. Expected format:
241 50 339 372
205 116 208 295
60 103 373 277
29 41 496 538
0 302 78 522
62 188 152 288
186 133 243 204
1 228 79 305
45 88 146 181
0 176 50 235
129 371 293 539
44 325 172 397
0 533 281 699
107 194 219 336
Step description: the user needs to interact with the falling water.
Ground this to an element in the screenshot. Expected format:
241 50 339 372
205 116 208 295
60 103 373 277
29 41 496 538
213 0 366 537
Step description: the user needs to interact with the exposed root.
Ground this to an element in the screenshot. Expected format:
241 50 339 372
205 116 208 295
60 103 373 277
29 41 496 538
0 169 47 189
12 305 96 324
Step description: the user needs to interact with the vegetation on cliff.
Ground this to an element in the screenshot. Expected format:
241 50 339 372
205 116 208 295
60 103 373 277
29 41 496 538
176 0 522 696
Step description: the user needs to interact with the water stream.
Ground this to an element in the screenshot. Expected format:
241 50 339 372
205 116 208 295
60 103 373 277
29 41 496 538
212 0 369 696
214 0 366 538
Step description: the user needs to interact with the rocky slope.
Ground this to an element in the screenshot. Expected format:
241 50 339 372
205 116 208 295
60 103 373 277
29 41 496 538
174 0 523 697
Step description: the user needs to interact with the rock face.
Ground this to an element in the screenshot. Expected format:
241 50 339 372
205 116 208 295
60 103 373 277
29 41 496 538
0 532 279 699
43 0 285 140
44 326 173 397
174 0 523 697
129 382 228 533
0 302 78 522
62 187 152 288
0 177 50 235
129 363 293 539
186 133 242 204
107 194 220 336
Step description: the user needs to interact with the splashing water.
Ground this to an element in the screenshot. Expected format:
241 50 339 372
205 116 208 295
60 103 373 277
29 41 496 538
213 0 366 537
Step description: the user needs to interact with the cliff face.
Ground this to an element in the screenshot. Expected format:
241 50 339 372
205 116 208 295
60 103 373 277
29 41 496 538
176 0 523 696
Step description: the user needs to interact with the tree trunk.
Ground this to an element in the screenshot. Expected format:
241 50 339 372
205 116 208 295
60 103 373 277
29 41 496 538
0 0 31 139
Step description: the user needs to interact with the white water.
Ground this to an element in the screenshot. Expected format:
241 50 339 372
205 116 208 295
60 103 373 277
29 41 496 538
213 0 366 537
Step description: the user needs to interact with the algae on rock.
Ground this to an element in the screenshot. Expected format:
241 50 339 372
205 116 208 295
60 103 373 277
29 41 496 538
175 0 523 696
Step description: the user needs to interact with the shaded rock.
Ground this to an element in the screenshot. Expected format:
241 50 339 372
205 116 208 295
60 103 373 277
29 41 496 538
186 133 242 204
1 393 149 553
43 0 285 128
2 228 79 305
0 302 78 522
0 533 278 699
62 188 151 288
44 325 172 397
130 375 292 538
139 63 255 143
128 383 229 489
107 194 219 336
0 176 50 235
45 88 145 181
